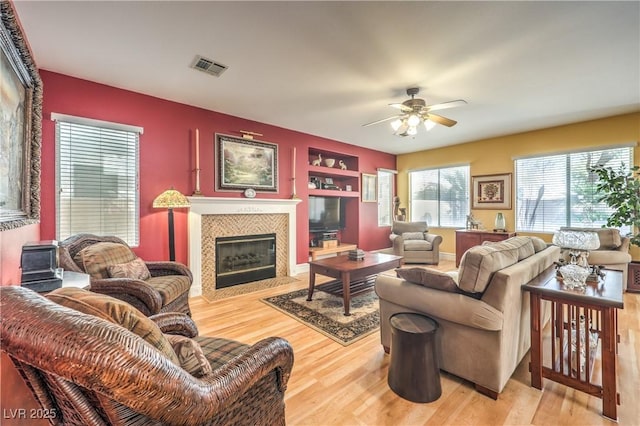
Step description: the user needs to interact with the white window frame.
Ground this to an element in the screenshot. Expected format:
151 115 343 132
377 169 395 227
54 113 142 246
408 164 470 228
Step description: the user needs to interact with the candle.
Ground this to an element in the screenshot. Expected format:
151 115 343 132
195 129 200 170
292 147 296 180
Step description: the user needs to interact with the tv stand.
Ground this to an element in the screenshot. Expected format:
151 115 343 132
309 243 357 261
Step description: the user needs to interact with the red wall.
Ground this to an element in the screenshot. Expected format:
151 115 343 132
39 71 396 265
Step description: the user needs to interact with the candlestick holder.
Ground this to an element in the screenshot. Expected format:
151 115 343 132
291 177 299 200
192 168 203 196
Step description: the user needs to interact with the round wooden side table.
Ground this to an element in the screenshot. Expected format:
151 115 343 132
388 313 441 403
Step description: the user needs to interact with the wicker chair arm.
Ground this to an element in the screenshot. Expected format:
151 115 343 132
149 312 199 337
90 278 163 315
1 287 294 426
146 261 193 281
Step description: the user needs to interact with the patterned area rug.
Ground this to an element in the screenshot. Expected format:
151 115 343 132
262 282 379 346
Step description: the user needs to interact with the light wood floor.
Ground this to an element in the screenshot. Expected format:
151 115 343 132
190 261 640 425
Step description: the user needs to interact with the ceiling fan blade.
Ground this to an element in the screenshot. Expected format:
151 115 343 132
425 99 467 112
389 102 413 112
362 115 402 127
394 121 409 136
427 113 457 127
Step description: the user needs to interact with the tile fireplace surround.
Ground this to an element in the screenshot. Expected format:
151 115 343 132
187 197 302 297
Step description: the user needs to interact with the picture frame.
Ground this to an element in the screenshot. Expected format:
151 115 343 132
472 173 512 209
0 2 43 231
215 134 278 192
361 173 377 203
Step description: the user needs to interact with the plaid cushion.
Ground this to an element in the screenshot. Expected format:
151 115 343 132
107 257 151 281
146 275 191 304
76 242 137 279
166 334 212 377
47 287 180 366
194 336 249 371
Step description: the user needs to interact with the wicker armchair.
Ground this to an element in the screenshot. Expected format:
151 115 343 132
1 286 294 426
59 233 193 316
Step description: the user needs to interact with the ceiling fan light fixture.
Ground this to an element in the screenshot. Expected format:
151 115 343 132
424 120 437 131
390 118 403 131
406 126 418 136
407 114 421 127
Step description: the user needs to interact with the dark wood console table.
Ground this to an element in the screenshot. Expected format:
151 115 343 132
455 230 515 266
523 267 624 420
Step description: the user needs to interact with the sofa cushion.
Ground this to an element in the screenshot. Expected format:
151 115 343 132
107 257 151 281
194 336 250 371
401 232 426 241
47 287 180 365
403 240 433 251
146 275 192 304
395 268 459 292
392 221 428 235
75 242 137 279
166 334 212 378
501 236 535 260
530 236 548 252
458 243 519 293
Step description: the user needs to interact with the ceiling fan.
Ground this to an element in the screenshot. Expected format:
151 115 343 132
363 88 467 137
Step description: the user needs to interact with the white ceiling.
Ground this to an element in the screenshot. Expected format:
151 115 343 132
12 1 640 155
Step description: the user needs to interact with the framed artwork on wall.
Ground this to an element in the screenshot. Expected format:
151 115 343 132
0 2 43 231
215 134 278 192
361 173 377 203
472 173 512 209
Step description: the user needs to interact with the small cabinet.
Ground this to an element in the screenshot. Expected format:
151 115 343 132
455 230 516 266
307 148 359 197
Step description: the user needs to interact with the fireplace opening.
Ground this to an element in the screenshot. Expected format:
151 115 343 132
215 233 276 289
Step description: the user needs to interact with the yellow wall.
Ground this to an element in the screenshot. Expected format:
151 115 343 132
396 112 640 258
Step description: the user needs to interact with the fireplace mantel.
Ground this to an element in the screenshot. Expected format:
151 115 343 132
187 197 301 296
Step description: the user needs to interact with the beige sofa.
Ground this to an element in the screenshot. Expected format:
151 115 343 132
389 221 443 264
559 227 632 290
375 236 560 398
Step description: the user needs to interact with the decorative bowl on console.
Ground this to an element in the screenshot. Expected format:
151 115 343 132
558 264 590 290
324 158 336 168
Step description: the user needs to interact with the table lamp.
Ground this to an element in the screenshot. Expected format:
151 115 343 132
153 188 190 261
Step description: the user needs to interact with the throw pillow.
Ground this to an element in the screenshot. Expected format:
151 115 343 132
107 257 151 281
76 242 137 279
395 268 459 292
596 229 622 250
47 287 180 365
457 243 519 293
401 232 426 241
165 334 213 378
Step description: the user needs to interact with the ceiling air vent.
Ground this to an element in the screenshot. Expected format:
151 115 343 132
191 55 228 77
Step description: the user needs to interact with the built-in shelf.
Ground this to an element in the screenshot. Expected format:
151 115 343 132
308 188 359 198
308 165 359 178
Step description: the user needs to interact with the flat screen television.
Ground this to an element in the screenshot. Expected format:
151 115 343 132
309 196 345 232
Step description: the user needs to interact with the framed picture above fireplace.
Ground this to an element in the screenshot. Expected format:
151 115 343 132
215 134 278 192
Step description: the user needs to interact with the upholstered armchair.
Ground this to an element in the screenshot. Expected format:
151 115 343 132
1 286 294 426
389 221 442 264
59 233 193 316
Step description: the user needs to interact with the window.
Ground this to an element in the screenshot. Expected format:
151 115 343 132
515 146 633 233
55 114 141 245
377 169 394 226
409 165 469 227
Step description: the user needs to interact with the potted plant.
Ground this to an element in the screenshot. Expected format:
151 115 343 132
590 164 640 246
591 164 640 292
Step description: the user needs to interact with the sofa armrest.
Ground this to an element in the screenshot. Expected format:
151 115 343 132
90 278 163 315
150 312 199 337
375 274 503 331
146 261 193 281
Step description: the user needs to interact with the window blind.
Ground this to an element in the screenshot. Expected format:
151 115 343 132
56 119 140 245
515 146 633 233
409 165 469 227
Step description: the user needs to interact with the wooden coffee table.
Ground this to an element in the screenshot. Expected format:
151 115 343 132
307 252 403 316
